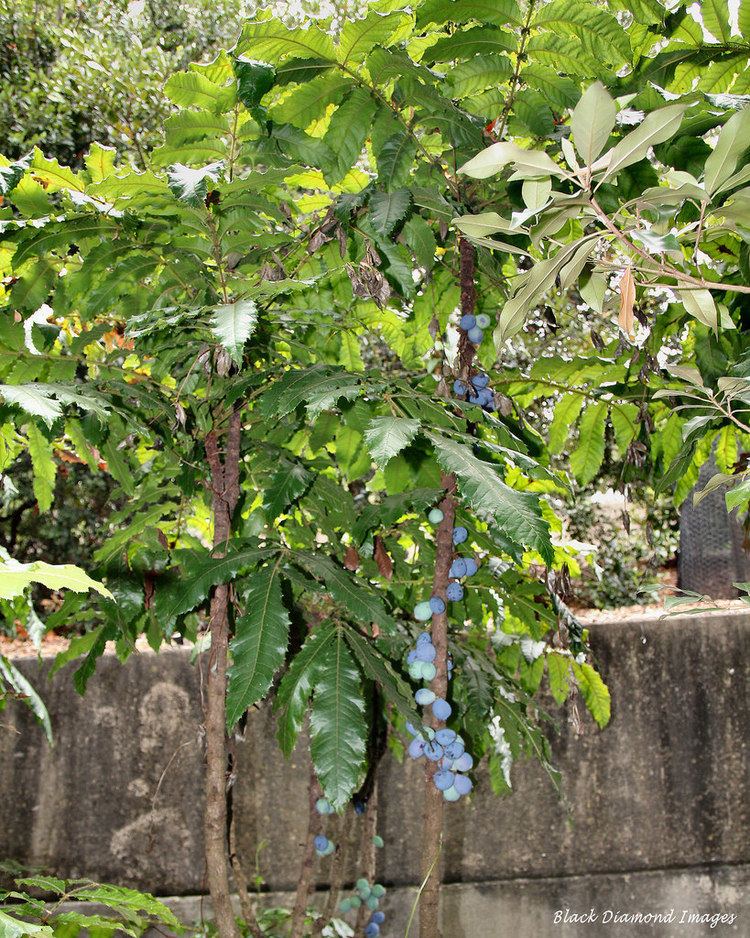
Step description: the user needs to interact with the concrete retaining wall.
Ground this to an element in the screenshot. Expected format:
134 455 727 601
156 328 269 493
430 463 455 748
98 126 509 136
2 611 748 935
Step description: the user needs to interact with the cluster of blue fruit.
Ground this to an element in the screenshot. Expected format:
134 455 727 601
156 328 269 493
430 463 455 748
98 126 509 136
338 879 386 936
459 311 491 346
406 720 474 801
453 370 495 413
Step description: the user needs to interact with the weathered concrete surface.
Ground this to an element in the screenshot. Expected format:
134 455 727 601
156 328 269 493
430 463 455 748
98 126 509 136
48 864 749 938
1 612 748 905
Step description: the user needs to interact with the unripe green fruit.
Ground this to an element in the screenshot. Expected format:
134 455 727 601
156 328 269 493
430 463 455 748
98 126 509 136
428 508 444 524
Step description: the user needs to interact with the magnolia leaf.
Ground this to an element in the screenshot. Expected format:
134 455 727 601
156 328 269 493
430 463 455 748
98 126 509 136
703 107 750 195
599 104 688 183
227 564 290 727
521 177 552 211
364 416 420 467
571 81 617 167
211 300 258 366
618 268 635 339
678 289 718 331
459 141 563 179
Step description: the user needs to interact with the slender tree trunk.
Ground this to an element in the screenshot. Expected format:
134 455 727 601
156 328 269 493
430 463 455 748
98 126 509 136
290 767 323 938
354 783 380 934
419 237 477 938
204 411 243 938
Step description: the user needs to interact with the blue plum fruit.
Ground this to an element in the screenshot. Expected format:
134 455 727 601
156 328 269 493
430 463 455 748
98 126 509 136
432 698 452 720
446 582 464 601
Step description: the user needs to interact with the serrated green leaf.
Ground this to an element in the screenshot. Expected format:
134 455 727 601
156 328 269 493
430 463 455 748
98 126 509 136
423 25 515 62
211 299 258 365
259 365 362 419
0 653 52 741
546 653 571 705
548 393 585 455
164 71 236 112
233 58 276 109
227 564 290 727
264 460 312 518
569 401 607 484
344 630 421 727
153 543 274 626
0 384 62 426
417 0 522 27
270 73 350 128
71 885 180 930
0 560 112 599
364 416 420 468
338 10 409 63
323 88 378 185
369 188 412 236
572 661 610 728
702 0 731 42
274 622 336 755
236 22 337 64
310 627 367 808
427 432 553 563
26 423 55 513
0 910 54 938
295 551 396 629
167 162 223 205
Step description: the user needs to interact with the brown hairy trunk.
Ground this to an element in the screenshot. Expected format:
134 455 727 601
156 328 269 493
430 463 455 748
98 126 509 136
419 237 476 938
204 410 243 938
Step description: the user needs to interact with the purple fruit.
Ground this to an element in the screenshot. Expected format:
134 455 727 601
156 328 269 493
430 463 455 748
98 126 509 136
423 741 445 761
468 326 484 344
372 911 385 924
463 558 478 576
476 313 491 329
314 835 328 852
471 373 490 389
408 738 425 759
365 924 380 937
445 738 465 759
460 314 476 330
415 642 437 663
415 688 436 706
407 650 418 664
453 379 467 395
454 773 473 796
446 582 464 601
433 769 455 791
449 558 467 578
432 698 452 721
417 631 432 645
435 728 457 745
453 526 468 545
429 595 446 614
477 388 493 406
453 752 474 772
